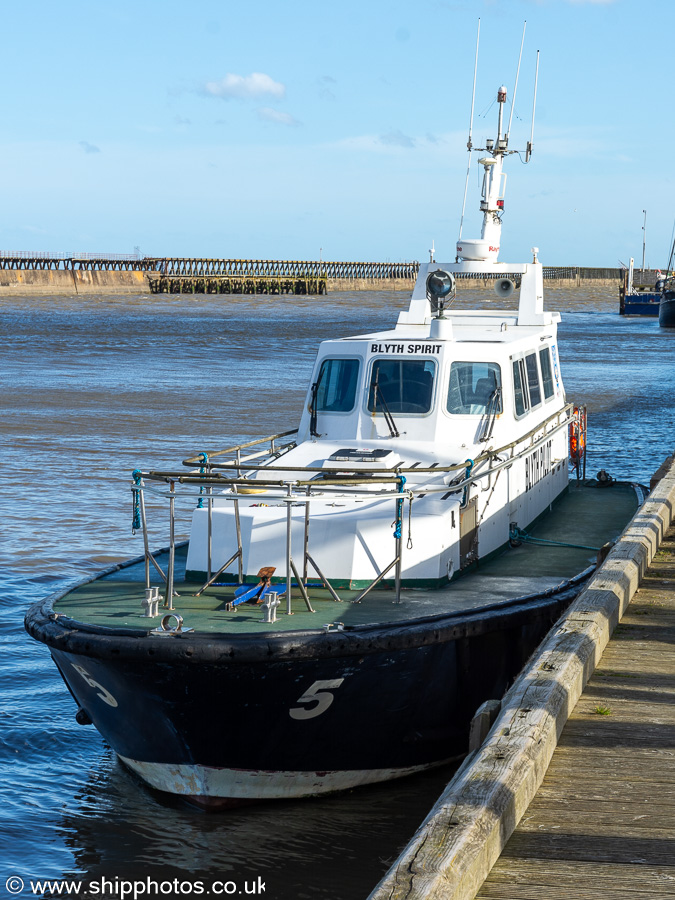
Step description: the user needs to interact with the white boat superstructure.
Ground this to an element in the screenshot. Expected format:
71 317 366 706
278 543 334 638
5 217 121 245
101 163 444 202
185 83 573 596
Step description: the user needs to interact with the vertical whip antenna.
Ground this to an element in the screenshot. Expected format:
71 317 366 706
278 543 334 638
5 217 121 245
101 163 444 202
506 21 526 142
526 50 539 162
457 18 480 250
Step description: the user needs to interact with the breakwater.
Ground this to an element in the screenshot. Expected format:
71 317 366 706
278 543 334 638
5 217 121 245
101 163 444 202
0 254 150 295
0 269 150 294
0 255 624 294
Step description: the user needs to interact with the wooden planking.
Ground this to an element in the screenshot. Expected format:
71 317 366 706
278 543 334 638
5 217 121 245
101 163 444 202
475 526 675 899
500 831 675 866
476 858 675 898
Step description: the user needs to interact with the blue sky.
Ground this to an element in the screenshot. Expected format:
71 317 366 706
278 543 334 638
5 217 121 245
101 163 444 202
1 0 672 266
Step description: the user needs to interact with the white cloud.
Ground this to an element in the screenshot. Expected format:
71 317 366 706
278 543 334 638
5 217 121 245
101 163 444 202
257 107 301 126
327 132 461 154
379 130 415 149
204 72 285 101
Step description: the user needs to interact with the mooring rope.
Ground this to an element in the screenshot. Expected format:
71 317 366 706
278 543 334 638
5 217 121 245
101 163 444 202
462 458 474 507
509 524 601 552
394 475 407 540
196 452 209 508
131 470 142 534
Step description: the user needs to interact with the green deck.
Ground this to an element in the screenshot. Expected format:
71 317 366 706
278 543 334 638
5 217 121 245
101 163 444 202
55 481 642 635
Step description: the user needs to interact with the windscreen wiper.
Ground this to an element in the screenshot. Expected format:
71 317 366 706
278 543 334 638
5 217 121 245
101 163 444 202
478 386 502 442
309 380 320 437
371 369 400 438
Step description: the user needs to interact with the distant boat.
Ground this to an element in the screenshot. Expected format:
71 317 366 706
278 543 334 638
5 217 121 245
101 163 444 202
619 258 661 316
659 242 675 327
659 286 675 326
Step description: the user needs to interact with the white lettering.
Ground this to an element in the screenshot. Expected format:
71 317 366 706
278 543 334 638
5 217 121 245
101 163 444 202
289 679 345 720
71 664 118 708
525 440 552 492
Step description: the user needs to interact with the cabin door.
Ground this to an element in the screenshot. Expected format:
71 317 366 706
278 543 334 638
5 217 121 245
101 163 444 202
460 499 477 567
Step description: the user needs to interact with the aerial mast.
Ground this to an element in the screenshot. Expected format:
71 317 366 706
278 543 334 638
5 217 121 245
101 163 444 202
457 19 481 254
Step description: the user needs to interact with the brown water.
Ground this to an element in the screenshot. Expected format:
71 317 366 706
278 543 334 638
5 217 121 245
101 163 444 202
2 286 673 898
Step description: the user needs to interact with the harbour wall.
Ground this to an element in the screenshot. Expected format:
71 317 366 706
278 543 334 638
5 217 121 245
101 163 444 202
0 269 151 294
0 267 623 294
369 454 675 900
297 266 622 292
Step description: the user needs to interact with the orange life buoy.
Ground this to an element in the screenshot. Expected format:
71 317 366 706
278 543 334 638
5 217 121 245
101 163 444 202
569 411 586 460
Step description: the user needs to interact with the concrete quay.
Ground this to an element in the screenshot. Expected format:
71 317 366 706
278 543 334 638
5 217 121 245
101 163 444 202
369 456 675 900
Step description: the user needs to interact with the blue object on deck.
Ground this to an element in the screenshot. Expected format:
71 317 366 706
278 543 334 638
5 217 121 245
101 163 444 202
231 583 275 606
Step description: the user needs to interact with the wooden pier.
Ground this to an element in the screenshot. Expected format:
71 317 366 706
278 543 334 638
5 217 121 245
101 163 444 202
147 273 327 295
476 525 675 898
371 457 675 900
142 258 415 295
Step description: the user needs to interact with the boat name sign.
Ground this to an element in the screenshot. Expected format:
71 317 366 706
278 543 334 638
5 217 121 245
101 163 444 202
369 342 443 355
525 439 552 491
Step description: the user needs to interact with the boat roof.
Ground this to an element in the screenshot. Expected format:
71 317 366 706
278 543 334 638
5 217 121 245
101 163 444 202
335 318 556 346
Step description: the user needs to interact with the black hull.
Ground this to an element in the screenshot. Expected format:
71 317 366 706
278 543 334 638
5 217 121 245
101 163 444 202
659 291 675 327
26 574 587 805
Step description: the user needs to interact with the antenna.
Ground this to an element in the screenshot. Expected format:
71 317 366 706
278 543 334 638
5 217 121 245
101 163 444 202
667 233 675 275
525 50 539 162
506 21 526 142
457 18 480 249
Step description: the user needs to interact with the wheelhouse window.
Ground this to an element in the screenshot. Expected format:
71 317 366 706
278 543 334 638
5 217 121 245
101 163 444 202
513 359 527 417
512 351 543 418
446 362 502 415
314 358 360 413
539 347 555 400
525 353 542 407
367 359 435 414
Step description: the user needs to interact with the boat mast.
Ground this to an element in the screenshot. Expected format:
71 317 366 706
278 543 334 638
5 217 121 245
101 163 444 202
477 85 508 256
457 18 481 254
455 27 537 265
526 51 539 162
506 21 526 144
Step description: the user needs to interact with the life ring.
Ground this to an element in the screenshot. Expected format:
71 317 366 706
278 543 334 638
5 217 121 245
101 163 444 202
569 418 586 459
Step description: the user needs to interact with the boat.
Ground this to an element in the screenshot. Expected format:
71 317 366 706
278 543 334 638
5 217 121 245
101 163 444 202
25 81 644 808
660 244 675 326
659 287 675 326
619 259 662 316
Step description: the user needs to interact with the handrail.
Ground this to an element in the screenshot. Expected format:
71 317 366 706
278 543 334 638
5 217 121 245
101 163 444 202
131 404 578 613
182 430 298 466
141 414 569 499
149 403 573 484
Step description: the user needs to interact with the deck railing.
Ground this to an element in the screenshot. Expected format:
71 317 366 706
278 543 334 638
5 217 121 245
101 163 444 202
133 404 577 613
